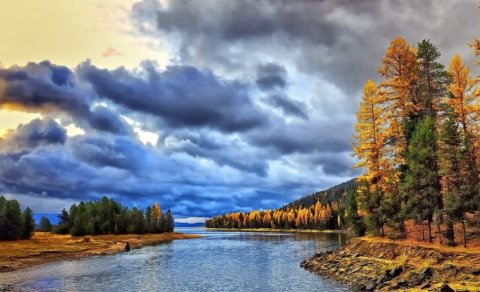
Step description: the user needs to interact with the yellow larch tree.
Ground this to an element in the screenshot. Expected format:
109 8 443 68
378 36 418 167
447 54 479 151
152 202 162 223
314 201 322 225
353 80 390 194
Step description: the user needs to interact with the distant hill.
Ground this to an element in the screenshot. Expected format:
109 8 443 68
280 179 357 211
206 178 358 230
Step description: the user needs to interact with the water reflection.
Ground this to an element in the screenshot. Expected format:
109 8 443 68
0 228 352 292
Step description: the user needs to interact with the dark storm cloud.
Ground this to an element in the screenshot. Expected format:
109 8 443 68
0 61 129 134
256 63 287 91
0 61 90 114
69 136 147 170
77 61 266 132
134 0 479 93
160 131 269 176
248 117 352 155
267 94 307 119
87 107 129 135
0 119 66 151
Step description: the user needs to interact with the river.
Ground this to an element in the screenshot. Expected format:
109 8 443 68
0 228 352 291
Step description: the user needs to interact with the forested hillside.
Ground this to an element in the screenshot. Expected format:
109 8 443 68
281 179 356 211
205 179 357 230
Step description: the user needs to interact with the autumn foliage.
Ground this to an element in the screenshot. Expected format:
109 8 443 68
353 35 480 246
205 182 356 230
205 201 336 230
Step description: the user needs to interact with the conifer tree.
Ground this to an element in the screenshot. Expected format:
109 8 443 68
439 108 463 245
402 116 439 242
353 79 389 235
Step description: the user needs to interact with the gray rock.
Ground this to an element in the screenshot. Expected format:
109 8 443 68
376 274 385 285
364 281 376 291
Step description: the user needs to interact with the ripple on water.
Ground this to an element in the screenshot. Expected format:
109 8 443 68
0 229 352 292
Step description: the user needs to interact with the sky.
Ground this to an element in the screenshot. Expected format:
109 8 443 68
0 0 479 223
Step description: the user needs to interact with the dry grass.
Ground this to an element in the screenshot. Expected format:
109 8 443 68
0 232 201 272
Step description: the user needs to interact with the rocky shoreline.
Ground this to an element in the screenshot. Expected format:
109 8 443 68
301 237 480 291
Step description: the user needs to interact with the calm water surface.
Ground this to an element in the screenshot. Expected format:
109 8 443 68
0 228 352 291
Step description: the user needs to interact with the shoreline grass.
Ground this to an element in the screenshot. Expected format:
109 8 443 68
0 232 202 273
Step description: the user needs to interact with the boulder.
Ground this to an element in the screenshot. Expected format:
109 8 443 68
376 274 385 285
364 281 376 291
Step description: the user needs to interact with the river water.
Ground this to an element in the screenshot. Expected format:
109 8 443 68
0 228 352 291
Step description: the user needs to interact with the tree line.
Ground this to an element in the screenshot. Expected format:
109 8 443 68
0 196 34 240
352 35 480 246
55 196 174 236
206 181 356 230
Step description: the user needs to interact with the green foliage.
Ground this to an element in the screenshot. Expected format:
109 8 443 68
0 196 34 240
39 216 52 232
21 207 35 239
416 39 450 118
345 188 366 236
55 196 174 236
402 117 440 224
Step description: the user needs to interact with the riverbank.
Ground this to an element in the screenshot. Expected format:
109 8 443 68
208 227 347 234
0 232 201 273
301 236 480 291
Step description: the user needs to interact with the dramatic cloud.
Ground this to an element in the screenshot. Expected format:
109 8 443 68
0 61 129 135
133 0 479 94
77 61 266 132
0 119 66 151
0 59 354 217
3 0 478 219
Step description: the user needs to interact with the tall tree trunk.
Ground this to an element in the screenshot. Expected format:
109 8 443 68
401 220 406 239
462 219 467 248
427 219 432 243
436 221 442 244
380 224 385 237
421 219 425 241
446 215 455 246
